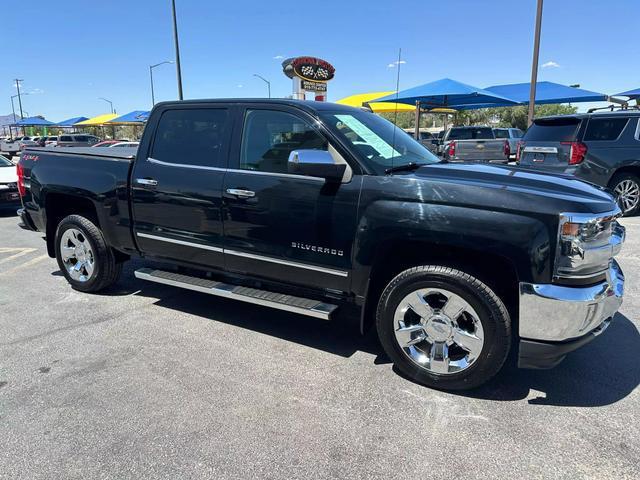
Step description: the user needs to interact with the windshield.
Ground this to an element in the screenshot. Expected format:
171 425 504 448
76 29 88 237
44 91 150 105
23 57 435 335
320 110 440 171
0 155 13 167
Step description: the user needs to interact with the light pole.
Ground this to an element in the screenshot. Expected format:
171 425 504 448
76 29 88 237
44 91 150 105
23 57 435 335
150 61 174 106
253 74 271 98
527 0 544 127
14 79 24 119
99 97 114 114
171 0 184 100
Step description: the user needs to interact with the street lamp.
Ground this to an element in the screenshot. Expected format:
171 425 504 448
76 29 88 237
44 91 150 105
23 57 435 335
14 79 24 119
527 0 544 127
150 61 174 106
253 74 271 98
171 0 184 100
99 97 115 114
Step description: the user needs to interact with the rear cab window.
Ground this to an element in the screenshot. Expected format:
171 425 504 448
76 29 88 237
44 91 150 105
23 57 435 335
493 129 509 139
448 127 495 140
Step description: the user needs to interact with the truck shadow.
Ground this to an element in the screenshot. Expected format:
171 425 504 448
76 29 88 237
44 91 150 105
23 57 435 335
106 261 639 407
442 312 640 407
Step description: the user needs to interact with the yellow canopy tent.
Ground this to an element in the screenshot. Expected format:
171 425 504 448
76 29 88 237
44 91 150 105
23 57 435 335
336 92 416 113
75 113 119 126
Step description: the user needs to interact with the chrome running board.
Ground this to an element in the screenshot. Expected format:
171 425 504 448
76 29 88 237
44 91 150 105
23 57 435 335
134 267 338 320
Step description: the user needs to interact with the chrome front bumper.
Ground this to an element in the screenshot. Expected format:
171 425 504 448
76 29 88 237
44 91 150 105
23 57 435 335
519 260 624 342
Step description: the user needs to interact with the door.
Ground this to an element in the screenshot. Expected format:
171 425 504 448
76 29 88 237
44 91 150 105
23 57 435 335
132 106 233 269
222 106 361 292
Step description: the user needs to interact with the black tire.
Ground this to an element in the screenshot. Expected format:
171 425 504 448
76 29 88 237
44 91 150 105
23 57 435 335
376 266 511 391
609 173 640 217
54 214 122 292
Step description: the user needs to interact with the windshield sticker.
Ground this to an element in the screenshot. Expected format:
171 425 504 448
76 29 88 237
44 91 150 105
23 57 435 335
335 114 400 159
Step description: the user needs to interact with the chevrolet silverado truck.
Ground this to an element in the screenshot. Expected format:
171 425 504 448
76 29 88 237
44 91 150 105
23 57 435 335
17 99 626 390
442 126 510 163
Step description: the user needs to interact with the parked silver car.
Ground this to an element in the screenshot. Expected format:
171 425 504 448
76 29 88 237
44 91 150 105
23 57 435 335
56 134 101 147
493 127 524 159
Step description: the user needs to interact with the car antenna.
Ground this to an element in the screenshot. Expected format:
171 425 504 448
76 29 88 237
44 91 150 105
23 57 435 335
388 47 402 174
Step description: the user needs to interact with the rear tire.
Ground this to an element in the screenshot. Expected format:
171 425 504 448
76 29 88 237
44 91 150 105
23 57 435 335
376 265 511 391
54 214 122 292
610 173 640 216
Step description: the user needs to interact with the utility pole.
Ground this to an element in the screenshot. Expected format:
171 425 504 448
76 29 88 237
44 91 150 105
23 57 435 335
171 0 184 100
527 0 544 127
15 79 24 119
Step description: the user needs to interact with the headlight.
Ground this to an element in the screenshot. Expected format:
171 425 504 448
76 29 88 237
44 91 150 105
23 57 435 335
555 210 624 279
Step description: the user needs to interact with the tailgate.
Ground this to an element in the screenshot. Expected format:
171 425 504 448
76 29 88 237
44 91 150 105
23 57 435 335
519 116 582 172
455 140 505 161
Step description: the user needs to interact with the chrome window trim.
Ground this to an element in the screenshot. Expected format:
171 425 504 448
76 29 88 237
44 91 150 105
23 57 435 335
635 117 640 141
147 157 226 172
136 232 349 277
137 232 224 252
224 249 349 277
226 168 326 182
147 157 329 182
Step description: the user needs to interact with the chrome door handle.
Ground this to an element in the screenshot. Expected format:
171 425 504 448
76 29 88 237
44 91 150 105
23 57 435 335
226 188 255 198
135 178 158 186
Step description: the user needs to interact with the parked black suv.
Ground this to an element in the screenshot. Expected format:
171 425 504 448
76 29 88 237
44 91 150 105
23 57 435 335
517 110 640 215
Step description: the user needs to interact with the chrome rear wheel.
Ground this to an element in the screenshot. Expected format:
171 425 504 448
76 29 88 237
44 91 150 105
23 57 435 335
59 228 95 282
614 178 640 215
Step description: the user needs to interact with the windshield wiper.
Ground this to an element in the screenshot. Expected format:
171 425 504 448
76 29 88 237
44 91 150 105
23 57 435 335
385 162 423 174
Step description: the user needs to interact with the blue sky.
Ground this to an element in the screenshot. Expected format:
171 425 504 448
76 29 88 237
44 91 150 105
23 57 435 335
5 0 639 120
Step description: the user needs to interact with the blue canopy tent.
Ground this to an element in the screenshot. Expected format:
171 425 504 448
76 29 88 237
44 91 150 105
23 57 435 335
615 88 640 100
108 110 150 124
14 116 55 126
485 81 607 105
13 116 55 135
54 116 89 127
372 78 519 138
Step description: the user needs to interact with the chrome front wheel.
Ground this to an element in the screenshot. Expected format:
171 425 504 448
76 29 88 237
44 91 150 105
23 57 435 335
59 228 95 282
393 288 485 375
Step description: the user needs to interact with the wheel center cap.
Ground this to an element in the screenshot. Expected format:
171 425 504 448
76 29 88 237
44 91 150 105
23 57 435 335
424 315 453 342
76 246 87 262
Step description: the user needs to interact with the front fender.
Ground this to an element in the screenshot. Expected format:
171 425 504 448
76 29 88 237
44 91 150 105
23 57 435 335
351 199 552 298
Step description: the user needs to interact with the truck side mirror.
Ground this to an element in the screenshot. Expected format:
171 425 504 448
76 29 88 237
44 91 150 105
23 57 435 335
288 150 346 182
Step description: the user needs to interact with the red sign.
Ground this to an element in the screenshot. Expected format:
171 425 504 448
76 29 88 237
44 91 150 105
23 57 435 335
282 57 335 82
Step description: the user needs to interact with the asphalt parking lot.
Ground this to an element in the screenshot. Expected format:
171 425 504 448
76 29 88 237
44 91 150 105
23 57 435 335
0 205 638 480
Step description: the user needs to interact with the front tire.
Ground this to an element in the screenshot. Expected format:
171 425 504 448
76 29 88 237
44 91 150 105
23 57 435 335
610 173 640 216
376 266 511 391
54 214 122 292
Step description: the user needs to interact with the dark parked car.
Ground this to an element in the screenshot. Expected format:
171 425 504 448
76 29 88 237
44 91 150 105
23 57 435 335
517 110 640 215
56 134 101 148
17 99 625 391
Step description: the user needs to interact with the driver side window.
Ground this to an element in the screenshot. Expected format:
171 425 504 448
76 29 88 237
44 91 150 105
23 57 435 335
240 109 328 174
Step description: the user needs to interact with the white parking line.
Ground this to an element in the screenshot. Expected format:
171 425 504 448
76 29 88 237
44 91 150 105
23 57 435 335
0 254 49 275
0 248 37 265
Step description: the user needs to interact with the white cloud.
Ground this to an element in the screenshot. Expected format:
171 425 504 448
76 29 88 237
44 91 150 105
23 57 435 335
29 88 44 94
237 84 244 88
542 61 560 68
273 55 284 59
388 60 407 68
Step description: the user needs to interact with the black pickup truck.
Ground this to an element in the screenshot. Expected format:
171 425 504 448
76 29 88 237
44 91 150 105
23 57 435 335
17 99 626 390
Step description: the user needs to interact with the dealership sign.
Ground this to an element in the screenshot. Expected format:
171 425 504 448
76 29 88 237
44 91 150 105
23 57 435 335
282 57 335 82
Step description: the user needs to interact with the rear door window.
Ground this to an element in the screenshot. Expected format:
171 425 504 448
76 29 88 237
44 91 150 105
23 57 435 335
151 108 229 168
524 117 581 142
583 117 628 141
59 136 72 142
